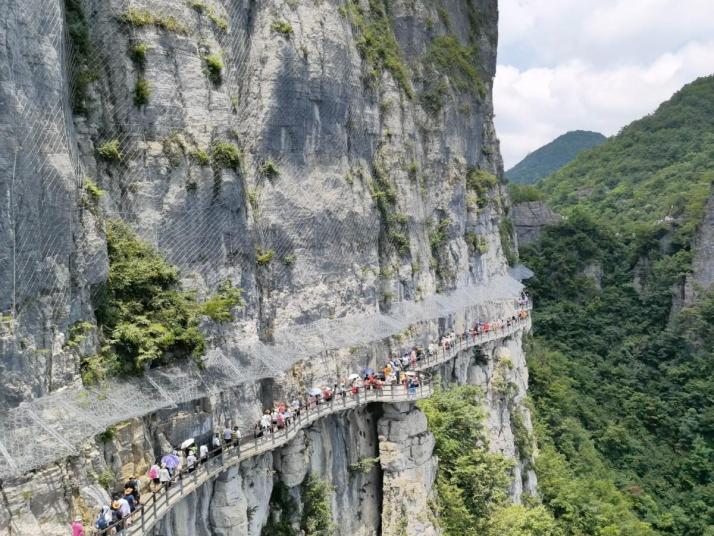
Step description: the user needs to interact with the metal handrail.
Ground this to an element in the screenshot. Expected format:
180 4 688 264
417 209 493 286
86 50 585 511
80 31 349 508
93 308 532 535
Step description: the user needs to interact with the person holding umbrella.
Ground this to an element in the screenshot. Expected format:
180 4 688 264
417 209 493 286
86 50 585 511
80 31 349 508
308 387 321 407
161 453 180 478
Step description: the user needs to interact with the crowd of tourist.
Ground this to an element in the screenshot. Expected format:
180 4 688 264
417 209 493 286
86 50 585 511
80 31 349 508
89 296 530 534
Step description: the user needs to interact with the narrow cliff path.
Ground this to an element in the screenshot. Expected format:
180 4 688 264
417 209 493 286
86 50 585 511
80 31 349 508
98 313 531 535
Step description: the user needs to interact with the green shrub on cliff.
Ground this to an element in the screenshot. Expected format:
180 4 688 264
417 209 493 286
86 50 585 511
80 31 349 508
66 0 98 115
92 221 203 375
260 159 280 179
466 168 497 206
271 21 293 36
119 9 189 34
200 281 243 322
256 248 275 266
130 42 150 68
421 386 565 535
83 178 104 203
204 53 224 84
134 78 152 106
508 184 544 203
261 482 297 536
425 35 482 95
340 0 414 99
97 140 122 162
421 386 522 534
301 475 334 535
84 221 242 381
211 141 241 170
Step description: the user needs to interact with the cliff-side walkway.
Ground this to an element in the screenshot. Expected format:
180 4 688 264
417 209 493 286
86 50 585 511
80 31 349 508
99 312 531 535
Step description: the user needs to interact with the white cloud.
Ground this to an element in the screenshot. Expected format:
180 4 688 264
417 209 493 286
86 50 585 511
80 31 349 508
499 0 714 69
495 0 714 169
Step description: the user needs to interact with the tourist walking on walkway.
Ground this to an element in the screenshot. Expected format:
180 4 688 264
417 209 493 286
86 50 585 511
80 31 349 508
149 463 160 492
186 452 197 472
159 464 171 489
232 426 241 450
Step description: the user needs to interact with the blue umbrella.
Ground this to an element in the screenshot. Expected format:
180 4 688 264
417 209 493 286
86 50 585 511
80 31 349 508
362 367 375 378
161 454 180 469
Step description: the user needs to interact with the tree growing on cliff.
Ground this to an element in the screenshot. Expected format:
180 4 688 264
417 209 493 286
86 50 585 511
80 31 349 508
83 221 243 382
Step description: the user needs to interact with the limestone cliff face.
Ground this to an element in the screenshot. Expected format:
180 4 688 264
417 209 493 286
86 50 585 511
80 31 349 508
511 201 562 247
1 0 506 405
0 0 537 534
682 193 714 306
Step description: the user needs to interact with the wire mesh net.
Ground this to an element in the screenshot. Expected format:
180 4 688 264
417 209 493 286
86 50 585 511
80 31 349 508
0 0 525 479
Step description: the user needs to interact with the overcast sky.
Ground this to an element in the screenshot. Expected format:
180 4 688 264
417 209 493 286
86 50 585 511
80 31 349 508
495 0 714 169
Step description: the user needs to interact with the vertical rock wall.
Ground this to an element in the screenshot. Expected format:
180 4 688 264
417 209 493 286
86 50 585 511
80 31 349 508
0 0 541 534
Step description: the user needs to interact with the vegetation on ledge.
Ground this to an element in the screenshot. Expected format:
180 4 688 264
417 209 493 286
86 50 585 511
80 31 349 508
340 0 414 99
133 78 152 106
301 475 334 535
425 35 484 96
466 168 498 208
420 385 559 535
271 21 293 36
508 184 545 203
261 475 334 536
97 140 122 162
119 9 189 34
211 141 241 170
83 221 242 383
65 0 98 115
204 52 224 84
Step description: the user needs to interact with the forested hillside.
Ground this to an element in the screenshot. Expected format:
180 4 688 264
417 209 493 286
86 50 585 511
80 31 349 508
522 76 714 535
506 130 606 184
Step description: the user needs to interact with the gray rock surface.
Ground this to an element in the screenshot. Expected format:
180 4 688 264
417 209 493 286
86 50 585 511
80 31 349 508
0 0 539 534
684 193 714 305
378 403 438 536
511 201 562 246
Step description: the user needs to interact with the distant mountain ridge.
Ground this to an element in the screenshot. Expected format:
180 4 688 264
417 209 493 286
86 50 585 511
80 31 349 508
506 130 606 184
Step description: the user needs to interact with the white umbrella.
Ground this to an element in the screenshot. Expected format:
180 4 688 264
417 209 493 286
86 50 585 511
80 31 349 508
347 373 360 381
180 438 195 450
308 387 322 396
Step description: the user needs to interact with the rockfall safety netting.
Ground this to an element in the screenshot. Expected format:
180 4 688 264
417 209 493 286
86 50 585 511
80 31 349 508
0 0 523 479
0 276 525 479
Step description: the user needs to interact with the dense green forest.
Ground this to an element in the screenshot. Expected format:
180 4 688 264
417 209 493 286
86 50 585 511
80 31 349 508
506 131 606 184
521 76 714 535
420 386 561 535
